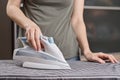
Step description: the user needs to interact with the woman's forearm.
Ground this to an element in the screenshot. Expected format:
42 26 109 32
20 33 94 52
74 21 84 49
7 2 33 29
71 0 91 55
7 0 43 51
71 19 92 55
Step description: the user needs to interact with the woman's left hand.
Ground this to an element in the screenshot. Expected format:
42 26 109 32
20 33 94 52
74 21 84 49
84 52 119 64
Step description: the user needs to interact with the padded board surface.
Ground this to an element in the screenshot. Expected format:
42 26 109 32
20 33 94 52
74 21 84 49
0 60 120 80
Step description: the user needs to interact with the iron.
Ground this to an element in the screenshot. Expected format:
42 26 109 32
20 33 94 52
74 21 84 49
13 36 71 69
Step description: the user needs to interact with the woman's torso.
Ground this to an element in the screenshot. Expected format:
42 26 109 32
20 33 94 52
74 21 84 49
21 0 80 59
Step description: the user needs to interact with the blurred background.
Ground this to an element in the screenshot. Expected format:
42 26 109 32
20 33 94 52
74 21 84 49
0 0 120 59
0 0 13 59
84 0 120 53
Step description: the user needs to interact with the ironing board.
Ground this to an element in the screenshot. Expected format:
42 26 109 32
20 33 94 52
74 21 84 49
0 60 120 80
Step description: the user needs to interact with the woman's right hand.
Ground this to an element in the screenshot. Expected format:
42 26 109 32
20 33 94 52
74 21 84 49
25 22 42 51
6 0 43 51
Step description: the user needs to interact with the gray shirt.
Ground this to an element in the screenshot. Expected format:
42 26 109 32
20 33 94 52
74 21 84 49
21 0 80 59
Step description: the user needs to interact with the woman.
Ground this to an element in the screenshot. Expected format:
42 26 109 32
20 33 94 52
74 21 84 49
7 0 118 63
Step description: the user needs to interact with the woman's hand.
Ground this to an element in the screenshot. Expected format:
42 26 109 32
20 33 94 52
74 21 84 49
25 23 42 51
6 0 43 51
84 52 118 64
